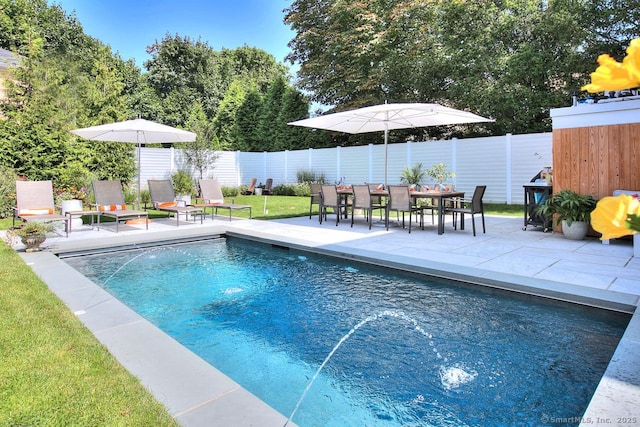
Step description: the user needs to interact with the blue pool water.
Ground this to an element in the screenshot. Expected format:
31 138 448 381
66 238 629 426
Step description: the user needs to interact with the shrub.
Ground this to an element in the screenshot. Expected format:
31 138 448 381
172 170 195 196
221 186 237 197
296 169 326 184
0 166 18 219
293 182 311 197
272 183 297 196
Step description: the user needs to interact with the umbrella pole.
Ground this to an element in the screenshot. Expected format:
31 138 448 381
137 131 142 210
384 125 388 187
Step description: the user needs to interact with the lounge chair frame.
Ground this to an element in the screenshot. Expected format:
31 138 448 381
14 180 67 231
194 179 252 221
147 180 203 226
92 180 149 232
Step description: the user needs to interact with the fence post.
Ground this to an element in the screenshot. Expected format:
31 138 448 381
505 133 512 204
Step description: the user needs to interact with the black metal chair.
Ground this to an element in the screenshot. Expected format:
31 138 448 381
447 185 487 236
386 185 420 233
367 183 385 221
320 184 348 226
351 184 385 229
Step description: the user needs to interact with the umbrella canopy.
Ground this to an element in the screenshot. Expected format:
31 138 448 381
288 103 494 184
71 118 196 209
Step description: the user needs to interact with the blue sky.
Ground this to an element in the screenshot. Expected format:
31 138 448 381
53 0 296 69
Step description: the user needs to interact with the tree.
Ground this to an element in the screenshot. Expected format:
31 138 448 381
257 76 287 149
274 87 311 151
213 79 247 150
235 90 264 152
182 102 220 179
284 0 639 138
0 0 135 185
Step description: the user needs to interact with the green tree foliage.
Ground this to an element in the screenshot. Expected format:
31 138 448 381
235 90 264 152
0 0 135 186
257 76 287 150
275 87 311 151
213 79 247 150
144 35 311 151
285 0 639 138
181 102 220 179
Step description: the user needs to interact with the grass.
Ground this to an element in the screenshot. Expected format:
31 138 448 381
0 242 179 426
0 195 523 424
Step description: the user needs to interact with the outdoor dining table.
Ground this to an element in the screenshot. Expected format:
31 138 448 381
337 187 463 234
410 190 465 235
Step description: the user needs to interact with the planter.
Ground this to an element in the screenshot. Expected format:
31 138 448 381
21 234 46 252
561 220 589 240
61 199 84 229
255 188 263 196
176 195 191 206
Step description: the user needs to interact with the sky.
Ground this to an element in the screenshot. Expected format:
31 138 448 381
52 0 296 69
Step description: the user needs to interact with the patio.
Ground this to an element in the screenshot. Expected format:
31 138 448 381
14 212 640 426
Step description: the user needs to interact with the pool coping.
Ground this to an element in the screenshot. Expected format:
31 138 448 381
19 221 640 426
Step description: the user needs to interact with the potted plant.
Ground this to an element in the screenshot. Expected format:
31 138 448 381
6 221 54 252
426 163 455 191
400 163 427 189
172 170 195 205
537 189 597 240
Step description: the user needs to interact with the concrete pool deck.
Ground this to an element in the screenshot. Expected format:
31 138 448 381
12 213 640 426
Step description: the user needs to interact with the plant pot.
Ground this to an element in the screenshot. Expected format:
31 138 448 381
61 199 84 228
176 195 191 206
21 234 46 252
255 188 263 196
561 220 589 240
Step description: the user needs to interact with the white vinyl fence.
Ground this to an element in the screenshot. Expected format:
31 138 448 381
138 132 552 204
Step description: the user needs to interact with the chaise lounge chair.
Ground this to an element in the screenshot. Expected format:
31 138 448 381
241 178 257 195
92 180 149 232
14 180 67 229
194 179 252 221
147 179 203 226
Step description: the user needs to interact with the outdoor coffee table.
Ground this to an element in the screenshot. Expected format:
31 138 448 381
65 209 100 237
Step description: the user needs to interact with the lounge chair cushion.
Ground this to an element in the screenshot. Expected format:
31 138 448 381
19 207 54 216
99 204 127 212
158 201 178 208
203 199 224 205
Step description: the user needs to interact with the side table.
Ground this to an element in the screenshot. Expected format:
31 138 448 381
66 210 100 237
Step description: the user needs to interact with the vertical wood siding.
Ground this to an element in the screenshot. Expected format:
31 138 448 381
552 124 640 199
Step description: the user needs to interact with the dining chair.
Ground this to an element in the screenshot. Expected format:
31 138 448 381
320 184 347 226
447 185 487 236
367 183 385 221
351 184 385 229
386 185 420 233
309 183 322 219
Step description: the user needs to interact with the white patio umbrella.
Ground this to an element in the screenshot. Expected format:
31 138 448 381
71 118 196 209
288 103 494 185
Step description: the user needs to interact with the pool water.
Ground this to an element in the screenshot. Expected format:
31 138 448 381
66 238 629 427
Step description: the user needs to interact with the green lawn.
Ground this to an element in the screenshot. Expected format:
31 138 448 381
0 195 523 425
0 242 179 426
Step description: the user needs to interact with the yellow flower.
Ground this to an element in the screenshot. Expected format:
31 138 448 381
581 54 636 92
591 195 640 240
623 38 640 82
581 37 640 93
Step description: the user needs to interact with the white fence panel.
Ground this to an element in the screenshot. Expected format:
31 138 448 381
338 145 371 184
456 136 507 203
139 132 553 203
510 133 553 203
138 147 173 188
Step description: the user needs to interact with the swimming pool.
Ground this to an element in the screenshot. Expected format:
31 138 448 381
66 238 629 426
